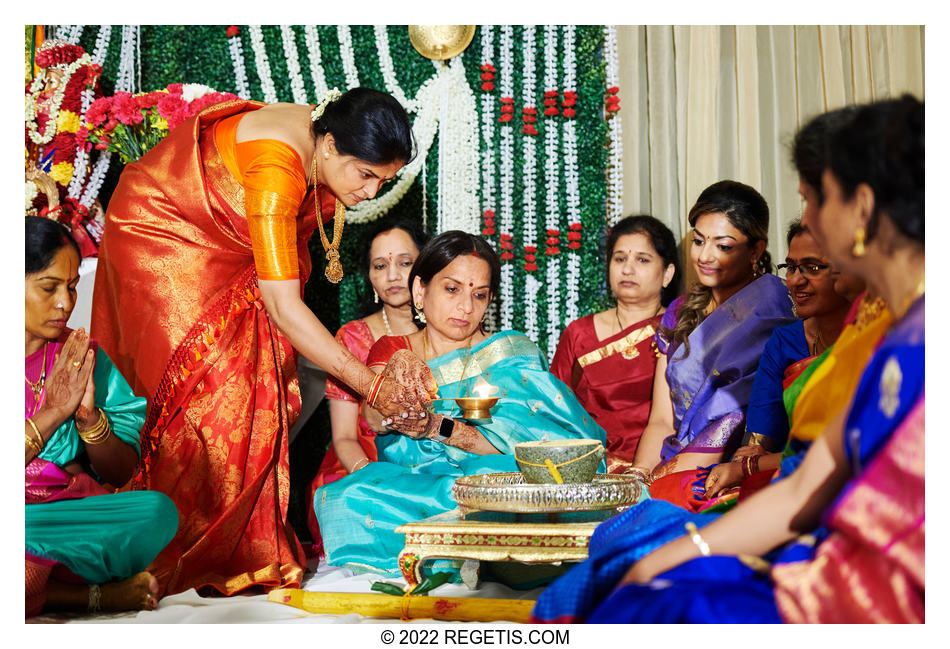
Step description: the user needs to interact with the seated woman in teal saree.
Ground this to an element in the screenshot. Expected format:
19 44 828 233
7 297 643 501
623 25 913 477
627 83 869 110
25 217 178 617
313 231 607 577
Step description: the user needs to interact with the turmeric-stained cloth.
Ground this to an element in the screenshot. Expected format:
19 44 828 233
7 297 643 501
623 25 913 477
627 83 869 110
91 100 336 596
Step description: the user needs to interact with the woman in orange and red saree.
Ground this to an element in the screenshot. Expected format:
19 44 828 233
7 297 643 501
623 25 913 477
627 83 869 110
305 217 428 554
625 181 797 486
534 95 924 624
91 88 432 596
550 215 679 473
25 217 177 617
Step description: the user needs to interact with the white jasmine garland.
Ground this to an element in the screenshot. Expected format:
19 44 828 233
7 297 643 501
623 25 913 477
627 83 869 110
227 32 251 99
25 54 93 146
90 25 112 66
336 26 360 90
566 253 581 322
374 25 415 112
280 26 308 105
521 25 539 342
303 26 329 100
604 25 624 226
249 26 278 103
26 181 38 212
346 76 441 224
500 264 514 332
80 151 111 209
67 87 96 199
480 26 500 333
70 25 114 207
61 25 84 44
562 25 581 320
114 25 138 93
543 24 563 360
497 25 515 331
435 59 479 234
524 274 541 343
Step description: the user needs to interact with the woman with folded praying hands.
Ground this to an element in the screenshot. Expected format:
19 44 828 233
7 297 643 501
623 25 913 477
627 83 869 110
24 217 178 617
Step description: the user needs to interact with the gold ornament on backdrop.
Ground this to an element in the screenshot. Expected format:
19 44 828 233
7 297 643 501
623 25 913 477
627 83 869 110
408 26 476 61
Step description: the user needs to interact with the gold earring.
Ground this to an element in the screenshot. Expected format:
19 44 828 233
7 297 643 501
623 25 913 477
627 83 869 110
374 290 379 304
852 227 866 257
751 258 761 279
414 302 426 324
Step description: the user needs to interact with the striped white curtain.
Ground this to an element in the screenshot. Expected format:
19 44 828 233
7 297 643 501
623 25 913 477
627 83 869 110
616 25 925 272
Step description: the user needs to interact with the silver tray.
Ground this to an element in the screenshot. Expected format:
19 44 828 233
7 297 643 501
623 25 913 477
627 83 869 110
452 472 643 513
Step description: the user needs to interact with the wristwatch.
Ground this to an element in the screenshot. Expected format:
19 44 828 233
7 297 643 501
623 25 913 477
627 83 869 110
432 416 455 443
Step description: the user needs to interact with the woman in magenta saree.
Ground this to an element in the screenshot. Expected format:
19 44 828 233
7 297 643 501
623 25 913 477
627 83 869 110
533 95 924 624
25 217 177 617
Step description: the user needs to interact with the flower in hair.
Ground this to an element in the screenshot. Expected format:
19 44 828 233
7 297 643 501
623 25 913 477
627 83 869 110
311 88 342 122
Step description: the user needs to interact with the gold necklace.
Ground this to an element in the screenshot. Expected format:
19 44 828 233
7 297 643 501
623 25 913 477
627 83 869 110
26 341 49 402
616 303 663 359
310 148 346 284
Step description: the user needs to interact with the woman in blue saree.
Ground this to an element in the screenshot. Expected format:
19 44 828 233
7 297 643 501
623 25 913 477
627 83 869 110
533 95 924 623
314 231 607 576
24 217 178 616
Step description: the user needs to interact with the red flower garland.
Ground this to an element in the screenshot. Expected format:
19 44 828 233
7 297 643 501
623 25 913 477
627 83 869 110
605 86 621 115
227 25 240 38
522 106 538 136
499 233 514 260
481 209 496 236
480 64 496 92
524 245 538 272
499 96 514 123
567 222 583 249
545 228 561 256
543 90 559 117
562 90 577 119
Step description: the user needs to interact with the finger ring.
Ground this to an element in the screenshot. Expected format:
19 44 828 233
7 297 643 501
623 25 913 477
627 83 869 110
71 360 82 368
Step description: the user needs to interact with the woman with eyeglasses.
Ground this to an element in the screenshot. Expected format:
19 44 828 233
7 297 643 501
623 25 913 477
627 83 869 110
698 219 862 504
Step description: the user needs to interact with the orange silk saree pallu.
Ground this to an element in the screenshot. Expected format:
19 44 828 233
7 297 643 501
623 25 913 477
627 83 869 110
91 100 327 596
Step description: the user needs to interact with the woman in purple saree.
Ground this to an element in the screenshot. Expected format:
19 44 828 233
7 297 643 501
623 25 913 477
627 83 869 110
628 181 796 486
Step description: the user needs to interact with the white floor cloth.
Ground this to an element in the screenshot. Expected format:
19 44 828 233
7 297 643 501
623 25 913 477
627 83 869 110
41 556 544 624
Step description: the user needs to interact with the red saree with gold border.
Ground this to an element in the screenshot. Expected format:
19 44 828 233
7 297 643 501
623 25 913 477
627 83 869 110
91 100 330 596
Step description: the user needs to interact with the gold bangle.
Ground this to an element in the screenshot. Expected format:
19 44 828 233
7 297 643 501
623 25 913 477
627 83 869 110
78 409 112 445
26 417 44 449
684 521 711 557
25 432 42 455
349 457 370 473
